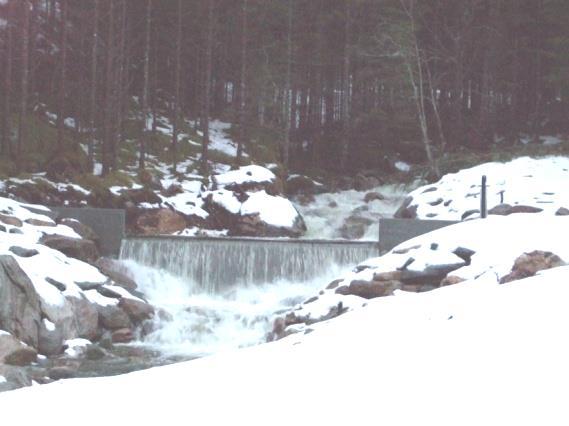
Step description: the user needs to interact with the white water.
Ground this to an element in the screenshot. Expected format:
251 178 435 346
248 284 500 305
123 260 348 358
297 183 414 240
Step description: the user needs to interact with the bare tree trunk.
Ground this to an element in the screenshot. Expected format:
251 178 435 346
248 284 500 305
282 0 293 171
172 0 182 174
140 0 152 170
102 0 116 176
201 0 215 177
56 0 68 150
89 0 99 172
18 0 31 165
1 1 14 156
339 0 351 171
235 0 248 167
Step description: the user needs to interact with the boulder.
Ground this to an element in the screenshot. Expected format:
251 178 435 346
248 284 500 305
364 192 385 203
336 279 401 299
39 235 99 264
212 165 283 195
489 204 544 216
286 175 326 197
58 218 100 247
95 258 137 292
97 305 133 330
500 251 566 284
111 328 134 343
0 333 37 366
339 215 374 240
38 319 64 356
120 188 162 205
135 208 187 235
48 366 76 381
555 207 569 216
354 174 381 191
393 196 418 219
9 246 39 258
24 218 55 227
67 296 100 340
0 214 23 227
118 298 155 323
0 256 41 348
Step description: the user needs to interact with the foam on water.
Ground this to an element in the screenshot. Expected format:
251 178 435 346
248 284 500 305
122 260 348 358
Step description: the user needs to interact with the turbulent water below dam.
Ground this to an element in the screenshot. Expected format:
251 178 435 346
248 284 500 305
119 237 377 357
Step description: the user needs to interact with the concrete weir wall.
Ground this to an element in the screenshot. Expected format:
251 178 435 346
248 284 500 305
378 218 458 253
52 207 125 258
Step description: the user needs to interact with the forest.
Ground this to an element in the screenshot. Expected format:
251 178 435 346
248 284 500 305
0 0 568 179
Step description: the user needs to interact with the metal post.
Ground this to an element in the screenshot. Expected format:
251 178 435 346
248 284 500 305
481 175 487 218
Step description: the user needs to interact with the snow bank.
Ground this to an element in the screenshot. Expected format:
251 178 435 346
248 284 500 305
1 254 568 424
399 156 569 220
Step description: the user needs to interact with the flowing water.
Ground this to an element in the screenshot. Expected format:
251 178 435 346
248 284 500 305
119 238 378 358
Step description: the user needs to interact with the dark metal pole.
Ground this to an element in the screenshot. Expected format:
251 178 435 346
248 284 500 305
481 175 487 218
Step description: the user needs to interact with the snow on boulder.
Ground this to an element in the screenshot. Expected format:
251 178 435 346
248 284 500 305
211 165 282 194
203 189 306 237
395 156 569 220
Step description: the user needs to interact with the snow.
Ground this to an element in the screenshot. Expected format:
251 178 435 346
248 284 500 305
43 319 55 332
241 191 299 228
63 338 91 358
394 160 411 172
83 289 119 307
0 376 6 384
207 189 241 215
406 156 569 220
1 259 569 424
213 165 275 188
161 190 208 219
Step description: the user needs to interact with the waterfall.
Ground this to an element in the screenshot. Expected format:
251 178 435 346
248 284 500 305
119 236 378 293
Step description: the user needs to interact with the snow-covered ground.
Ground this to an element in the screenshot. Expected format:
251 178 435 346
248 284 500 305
403 156 569 220
2 211 568 425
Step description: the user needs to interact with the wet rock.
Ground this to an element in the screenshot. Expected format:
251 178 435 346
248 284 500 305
328 201 338 208
85 344 107 360
9 246 38 258
39 235 99 264
0 214 23 227
364 191 385 203
97 305 132 330
339 216 374 240
0 256 42 348
95 258 137 292
393 197 418 219
135 208 187 235
500 251 566 284
48 366 76 381
111 328 134 343
118 298 155 323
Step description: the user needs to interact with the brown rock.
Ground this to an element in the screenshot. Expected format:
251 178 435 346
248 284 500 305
335 279 401 299
39 235 99 264
373 270 403 282
4 346 37 366
440 275 465 286
500 250 566 284
0 214 23 227
111 328 134 343
118 298 155 323
58 218 100 245
24 218 56 227
97 305 132 330
136 208 187 235
364 192 385 203
96 258 138 291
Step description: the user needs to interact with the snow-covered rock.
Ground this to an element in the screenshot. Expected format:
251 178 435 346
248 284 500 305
395 156 569 220
272 214 569 336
